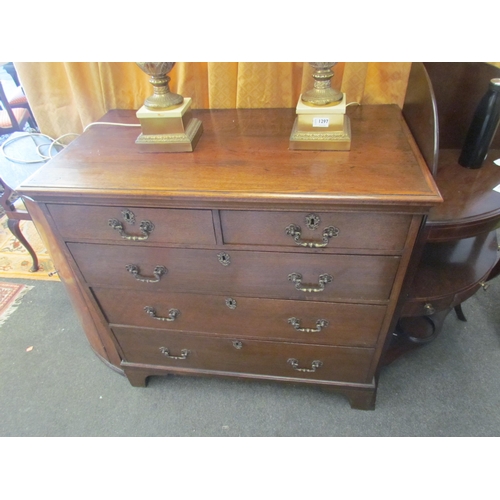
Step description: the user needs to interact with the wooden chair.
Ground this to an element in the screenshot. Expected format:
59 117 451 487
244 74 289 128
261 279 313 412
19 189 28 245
0 176 38 271
0 80 33 134
6 85 29 109
2 82 38 128
1 127 61 273
1 62 20 86
1 102 48 273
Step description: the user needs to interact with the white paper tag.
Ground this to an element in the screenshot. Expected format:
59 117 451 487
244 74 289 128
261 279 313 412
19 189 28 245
494 158 500 166
313 117 330 127
493 184 500 193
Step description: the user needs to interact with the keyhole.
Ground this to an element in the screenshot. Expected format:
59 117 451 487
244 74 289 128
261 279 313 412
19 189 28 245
305 214 320 230
217 252 231 266
225 298 237 309
121 209 135 225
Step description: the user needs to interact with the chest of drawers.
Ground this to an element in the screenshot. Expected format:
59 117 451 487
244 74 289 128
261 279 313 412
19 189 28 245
19 107 441 410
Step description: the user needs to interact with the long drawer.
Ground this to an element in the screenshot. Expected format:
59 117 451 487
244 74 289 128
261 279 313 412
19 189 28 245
69 243 400 302
220 210 411 251
93 287 386 346
113 326 375 384
48 204 216 245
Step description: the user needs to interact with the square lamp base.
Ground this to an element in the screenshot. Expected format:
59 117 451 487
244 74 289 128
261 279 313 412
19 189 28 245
289 94 351 151
136 98 203 153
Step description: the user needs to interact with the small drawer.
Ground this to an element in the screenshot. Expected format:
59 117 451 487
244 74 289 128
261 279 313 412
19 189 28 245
69 243 400 302
220 210 411 251
48 204 216 245
93 287 386 347
113 326 375 384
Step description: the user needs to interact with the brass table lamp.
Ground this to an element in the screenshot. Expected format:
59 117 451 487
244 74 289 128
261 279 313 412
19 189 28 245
290 62 351 151
135 62 203 152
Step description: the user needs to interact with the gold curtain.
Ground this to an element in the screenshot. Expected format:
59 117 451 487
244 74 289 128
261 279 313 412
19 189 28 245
14 62 412 139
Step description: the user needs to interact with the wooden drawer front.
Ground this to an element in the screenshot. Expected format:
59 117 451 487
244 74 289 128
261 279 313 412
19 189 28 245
220 211 411 251
113 327 375 384
69 243 400 302
93 287 386 346
48 204 215 245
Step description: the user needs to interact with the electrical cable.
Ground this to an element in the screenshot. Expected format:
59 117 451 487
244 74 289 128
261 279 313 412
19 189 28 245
1 122 141 164
0 132 77 164
83 122 141 132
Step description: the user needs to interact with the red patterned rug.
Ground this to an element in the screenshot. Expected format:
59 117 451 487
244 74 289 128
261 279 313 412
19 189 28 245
0 282 33 327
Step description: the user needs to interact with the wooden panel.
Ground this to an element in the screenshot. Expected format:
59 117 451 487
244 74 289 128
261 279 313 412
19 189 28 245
113 326 375 384
93 287 386 347
402 62 439 175
68 243 401 302
48 204 216 245
220 210 411 251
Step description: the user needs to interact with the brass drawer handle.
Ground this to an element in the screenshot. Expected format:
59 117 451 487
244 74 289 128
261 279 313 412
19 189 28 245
159 347 189 360
288 272 333 292
108 218 155 241
144 306 180 321
288 317 329 333
285 224 339 248
126 264 167 283
287 358 323 373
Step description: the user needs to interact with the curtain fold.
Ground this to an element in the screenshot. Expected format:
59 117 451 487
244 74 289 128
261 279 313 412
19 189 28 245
14 62 412 139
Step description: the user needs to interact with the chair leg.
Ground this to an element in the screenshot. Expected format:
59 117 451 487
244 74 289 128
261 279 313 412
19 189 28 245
7 219 39 272
27 116 37 130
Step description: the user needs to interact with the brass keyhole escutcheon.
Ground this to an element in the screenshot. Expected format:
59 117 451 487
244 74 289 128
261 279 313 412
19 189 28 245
121 209 136 225
225 298 237 309
305 213 320 230
218 252 231 266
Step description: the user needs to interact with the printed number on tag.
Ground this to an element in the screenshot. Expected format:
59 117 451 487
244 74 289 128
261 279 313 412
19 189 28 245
313 117 329 127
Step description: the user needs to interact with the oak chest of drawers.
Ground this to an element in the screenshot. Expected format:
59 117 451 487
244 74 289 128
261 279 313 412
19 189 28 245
19 107 441 409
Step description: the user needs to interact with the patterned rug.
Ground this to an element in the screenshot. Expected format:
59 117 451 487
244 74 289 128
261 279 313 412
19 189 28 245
0 215 59 280
0 282 33 326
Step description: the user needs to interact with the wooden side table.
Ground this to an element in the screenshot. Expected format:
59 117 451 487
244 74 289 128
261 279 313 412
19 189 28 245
389 62 500 358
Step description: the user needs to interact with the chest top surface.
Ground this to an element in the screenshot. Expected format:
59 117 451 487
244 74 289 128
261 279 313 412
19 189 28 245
19 106 441 209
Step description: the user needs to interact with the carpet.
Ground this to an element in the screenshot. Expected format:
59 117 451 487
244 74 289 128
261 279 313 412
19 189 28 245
0 282 33 327
0 215 59 281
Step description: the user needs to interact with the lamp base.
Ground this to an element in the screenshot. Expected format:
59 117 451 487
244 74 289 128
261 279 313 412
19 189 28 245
136 98 203 152
289 93 351 151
